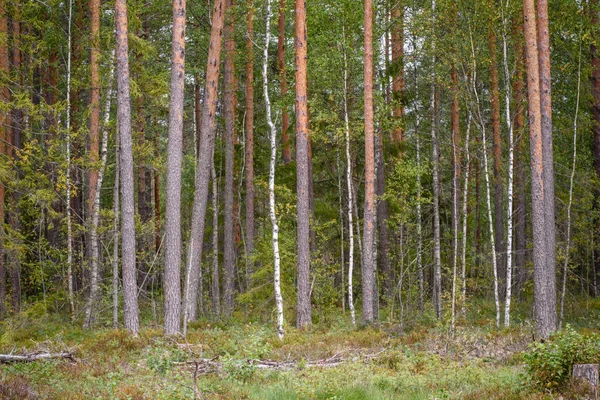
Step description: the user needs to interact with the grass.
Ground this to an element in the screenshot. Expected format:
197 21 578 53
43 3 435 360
2 299 600 399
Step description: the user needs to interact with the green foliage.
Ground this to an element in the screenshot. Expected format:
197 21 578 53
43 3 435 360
524 326 600 390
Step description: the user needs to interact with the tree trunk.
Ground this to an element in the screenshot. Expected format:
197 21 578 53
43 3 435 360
187 0 226 323
223 0 237 317
523 0 553 339
279 0 291 164
342 30 356 325
115 0 140 334
295 0 312 329
65 0 75 321
245 1 255 282
362 0 375 324
211 141 220 317
263 0 285 339
451 64 460 332
165 0 187 335
0 0 7 316
87 0 101 265
113 132 120 328
536 0 557 337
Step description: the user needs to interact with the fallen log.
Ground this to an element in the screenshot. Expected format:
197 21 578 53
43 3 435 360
0 352 75 364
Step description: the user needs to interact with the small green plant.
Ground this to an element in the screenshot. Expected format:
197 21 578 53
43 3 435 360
524 326 600 390
222 353 256 382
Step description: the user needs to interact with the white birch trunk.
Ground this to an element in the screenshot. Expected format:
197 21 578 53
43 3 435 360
460 111 472 319
560 44 582 328
65 0 75 322
263 0 284 339
469 30 500 327
502 21 515 327
343 31 356 325
84 52 115 328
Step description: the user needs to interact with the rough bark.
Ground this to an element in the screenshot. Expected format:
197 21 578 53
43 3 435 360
113 133 120 328
165 0 186 335
187 0 226 323
279 0 291 164
223 0 237 317
115 0 140 334
536 0 557 337
523 0 553 339
295 0 312 329
362 0 375 324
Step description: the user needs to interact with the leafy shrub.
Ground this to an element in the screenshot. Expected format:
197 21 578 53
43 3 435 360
524 326 600 390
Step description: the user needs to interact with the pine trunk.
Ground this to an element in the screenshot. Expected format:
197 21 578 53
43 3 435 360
115 0 140 334
165 0 187 335
295 0 312 329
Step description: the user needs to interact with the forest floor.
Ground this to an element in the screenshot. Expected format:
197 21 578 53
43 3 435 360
0 304 596 400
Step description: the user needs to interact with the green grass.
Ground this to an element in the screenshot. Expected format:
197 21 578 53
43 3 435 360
3 299 600 399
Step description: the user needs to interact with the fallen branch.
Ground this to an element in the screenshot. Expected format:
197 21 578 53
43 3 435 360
0 352 75 364
174 349 387 374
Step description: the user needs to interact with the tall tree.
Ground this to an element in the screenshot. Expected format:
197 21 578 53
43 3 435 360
523 0 554 339
245 0 255 281
223 0 237 317
115 0 140 334
362 0 375 324
536 0 557 336
263 0 284 339
87 0 101 260
0 0 7 316
295 0 311 329
186 0 226 320
165 0 187 335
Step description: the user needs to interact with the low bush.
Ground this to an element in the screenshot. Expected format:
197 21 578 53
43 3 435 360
524 325 600 390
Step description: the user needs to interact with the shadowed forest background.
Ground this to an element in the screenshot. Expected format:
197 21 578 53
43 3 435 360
1 0 600 398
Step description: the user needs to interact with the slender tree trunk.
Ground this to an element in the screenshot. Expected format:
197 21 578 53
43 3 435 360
65 0 75 321
342 31 356 326
279 0 291 164
154 127 161 254
430 1 442 319
165 0 187 335
187 0 226 323
362 0 375 324
470 30 500 327
0 0 8 316
450 65 460 333
559 44 582 328
223 0 237 317
245 1 255 281
536 0 557 337
263 0 284 338
211 141 220 317
523 0 553 339
489 25 505 301
84 53 115 328
295 0 311 329
502 19 515 326
113 132 120 329
88 0 101 266
115 0 140 334
460 109 472 319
